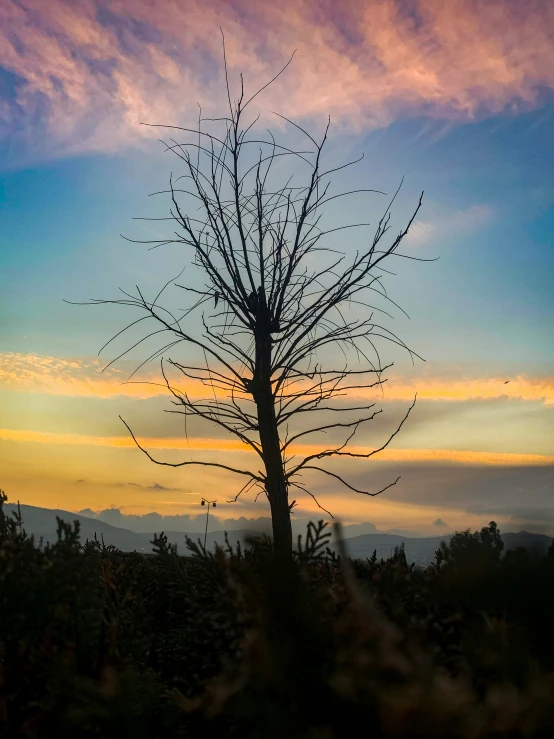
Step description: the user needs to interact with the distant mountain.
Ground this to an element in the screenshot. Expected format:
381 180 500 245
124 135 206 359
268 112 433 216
338 522 380 537
5 504 552 563
77 508 426 539
502 531 553 556
330 530 554 567
77 509 412 539
384 528 428 538
329 533 450 567
5 503 422 552
5 504 152 550
78 507 226 534
4 504 270 554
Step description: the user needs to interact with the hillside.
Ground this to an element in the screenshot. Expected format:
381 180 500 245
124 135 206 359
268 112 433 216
6 504 552 564
5 504 264 553
332 530 554 567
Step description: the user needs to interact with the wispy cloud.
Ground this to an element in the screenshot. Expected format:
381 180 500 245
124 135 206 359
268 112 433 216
1 0 553 156
404 220 437 245
405 203 494 246
383 376 554 405
2 353 553 404
1 426 553 467
0 353 161 398
123 481 182 491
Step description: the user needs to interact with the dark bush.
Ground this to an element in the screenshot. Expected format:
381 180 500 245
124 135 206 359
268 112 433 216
1 492 554 738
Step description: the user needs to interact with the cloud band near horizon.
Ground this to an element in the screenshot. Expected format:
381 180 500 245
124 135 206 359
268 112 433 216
1 353 553 404
1 426 553 467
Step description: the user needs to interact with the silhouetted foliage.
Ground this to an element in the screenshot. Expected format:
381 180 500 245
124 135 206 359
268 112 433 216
2 492 554 738
441 521 504 568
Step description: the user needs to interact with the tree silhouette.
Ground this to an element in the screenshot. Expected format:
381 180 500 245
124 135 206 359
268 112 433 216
441 521 504 567
77 41 431 555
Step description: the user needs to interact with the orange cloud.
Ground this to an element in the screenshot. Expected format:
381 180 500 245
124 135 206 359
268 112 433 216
2 427 553 467
382 377 554 405
0 352 193 399
2 353 554 405
1 0 552 154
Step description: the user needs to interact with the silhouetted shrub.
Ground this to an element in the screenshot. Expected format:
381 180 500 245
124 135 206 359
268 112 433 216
1 492 554 738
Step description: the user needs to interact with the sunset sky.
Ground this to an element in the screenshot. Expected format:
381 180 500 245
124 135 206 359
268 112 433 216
1 0 553 535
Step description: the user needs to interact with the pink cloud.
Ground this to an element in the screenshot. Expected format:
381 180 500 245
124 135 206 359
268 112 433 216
0 0 552 156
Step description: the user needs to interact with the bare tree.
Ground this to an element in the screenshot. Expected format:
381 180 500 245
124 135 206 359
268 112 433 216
77 44 430 556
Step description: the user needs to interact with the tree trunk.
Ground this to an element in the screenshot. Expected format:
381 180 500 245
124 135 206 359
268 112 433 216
253 327 292 557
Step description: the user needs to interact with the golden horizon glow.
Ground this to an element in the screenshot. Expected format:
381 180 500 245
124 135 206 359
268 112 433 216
2 427 553 467
2 353 553 404
1 482 497 536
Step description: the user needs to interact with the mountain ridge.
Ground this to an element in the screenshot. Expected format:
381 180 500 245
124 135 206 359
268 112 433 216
4 503 552 564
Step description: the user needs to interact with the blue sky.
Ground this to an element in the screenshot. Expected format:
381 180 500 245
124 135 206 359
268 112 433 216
2 98 552 364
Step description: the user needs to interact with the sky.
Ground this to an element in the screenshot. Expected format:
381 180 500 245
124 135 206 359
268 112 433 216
0 0 553 536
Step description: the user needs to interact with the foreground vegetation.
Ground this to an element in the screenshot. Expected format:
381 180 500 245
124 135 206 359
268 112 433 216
2 491 554 738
